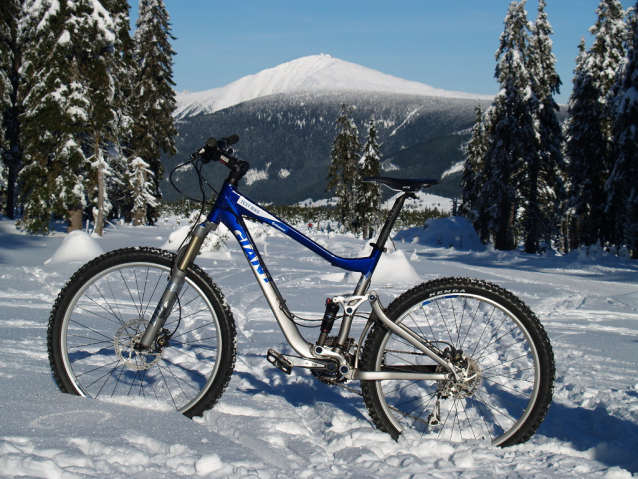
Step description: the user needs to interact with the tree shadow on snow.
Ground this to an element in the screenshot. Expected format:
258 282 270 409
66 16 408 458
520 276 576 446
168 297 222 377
410 249 638 283
539 400 638 473
0 230 63 265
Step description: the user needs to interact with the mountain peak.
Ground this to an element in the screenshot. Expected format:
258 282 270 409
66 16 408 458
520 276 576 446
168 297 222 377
174 54 492 119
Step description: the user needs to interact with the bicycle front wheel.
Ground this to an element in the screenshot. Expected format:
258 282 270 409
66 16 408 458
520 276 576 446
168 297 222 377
48 247 236 417
361 277 554 447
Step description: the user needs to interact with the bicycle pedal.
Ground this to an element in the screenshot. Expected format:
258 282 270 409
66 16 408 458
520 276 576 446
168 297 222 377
267 348 293 375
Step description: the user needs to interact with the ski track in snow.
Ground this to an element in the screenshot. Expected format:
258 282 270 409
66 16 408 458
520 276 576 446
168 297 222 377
0 218 637 478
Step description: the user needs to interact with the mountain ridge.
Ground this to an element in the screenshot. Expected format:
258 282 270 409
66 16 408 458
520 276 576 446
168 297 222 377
174 54 493 119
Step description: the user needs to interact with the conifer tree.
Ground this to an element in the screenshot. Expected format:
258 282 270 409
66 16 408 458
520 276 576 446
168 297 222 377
130 0 177 225
102 0 135 222
606 1 638 257
460 105 489 242
565 0 626 248
357 119 382 239
522 0 566 253
0 0 21 219
327 104 360 231
18 0 90 233
74 0 124 236
129 156 157 225
0 3 11 214
479 1 537 250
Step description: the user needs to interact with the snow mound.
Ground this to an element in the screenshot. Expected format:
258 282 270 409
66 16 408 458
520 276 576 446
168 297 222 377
44 230 105 265
395 216 485 251
174 54 493 118
161 224 230 254
344 242 421 285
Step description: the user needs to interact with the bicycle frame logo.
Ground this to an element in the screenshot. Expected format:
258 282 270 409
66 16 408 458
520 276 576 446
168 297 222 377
234 230 269 283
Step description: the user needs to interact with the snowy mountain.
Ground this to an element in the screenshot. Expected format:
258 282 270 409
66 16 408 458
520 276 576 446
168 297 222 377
174 54 493 119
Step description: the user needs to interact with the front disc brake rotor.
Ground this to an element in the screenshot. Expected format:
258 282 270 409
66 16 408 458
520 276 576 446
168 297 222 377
114 318 163 370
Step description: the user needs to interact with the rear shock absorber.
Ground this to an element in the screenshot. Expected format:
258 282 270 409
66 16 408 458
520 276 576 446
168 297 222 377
317 298 340 347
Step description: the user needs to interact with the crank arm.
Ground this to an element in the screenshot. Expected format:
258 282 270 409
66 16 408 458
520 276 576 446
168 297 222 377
287 356 334 370
267 349 336 375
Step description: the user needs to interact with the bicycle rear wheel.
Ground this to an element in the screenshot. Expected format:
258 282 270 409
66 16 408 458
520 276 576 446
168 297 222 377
48 247 236 417
361 277 554 446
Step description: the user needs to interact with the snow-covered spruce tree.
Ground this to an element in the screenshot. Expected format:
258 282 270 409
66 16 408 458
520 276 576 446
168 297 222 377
523 0 566 253
18 0 90 233
327 104 361 232
565 0 626 249
356 119 382 239
129 156 157 225
478 1 537 251
460 105 490 242
129 0 177 225
0 0 21 219
101 0 135 222
606 1 638 257
74 0 125 236
0 2 11 214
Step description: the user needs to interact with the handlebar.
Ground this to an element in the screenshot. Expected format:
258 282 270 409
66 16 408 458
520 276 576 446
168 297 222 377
191 134 249 185
191 135 239 162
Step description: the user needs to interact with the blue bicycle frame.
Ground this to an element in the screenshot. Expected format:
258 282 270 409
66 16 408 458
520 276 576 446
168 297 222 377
205 180 383 358
212 181 383 279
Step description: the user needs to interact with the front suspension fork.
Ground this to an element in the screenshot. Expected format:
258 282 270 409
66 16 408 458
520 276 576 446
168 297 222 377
137 222 217 350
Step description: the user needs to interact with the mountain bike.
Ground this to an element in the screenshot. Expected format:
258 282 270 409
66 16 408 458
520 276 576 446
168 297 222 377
47 135 555 447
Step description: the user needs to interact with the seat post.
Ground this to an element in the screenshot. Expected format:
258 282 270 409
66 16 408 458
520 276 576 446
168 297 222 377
371 192 413 252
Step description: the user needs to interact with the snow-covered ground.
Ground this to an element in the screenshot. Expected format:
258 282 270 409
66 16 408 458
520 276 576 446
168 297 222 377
1 215 637 478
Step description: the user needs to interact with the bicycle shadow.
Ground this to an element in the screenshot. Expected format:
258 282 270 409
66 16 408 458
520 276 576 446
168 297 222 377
538 399 638 473
230 368 369 422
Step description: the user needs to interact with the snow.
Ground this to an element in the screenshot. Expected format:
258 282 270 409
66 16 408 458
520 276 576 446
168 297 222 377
382 190 454 212
44 230 105 265
441 160 465 179
341 241 421 285
395 217 486 251
1 215 638 478
174 54 494 119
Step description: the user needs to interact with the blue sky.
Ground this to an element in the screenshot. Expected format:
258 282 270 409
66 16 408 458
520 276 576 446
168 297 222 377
131 0 635 104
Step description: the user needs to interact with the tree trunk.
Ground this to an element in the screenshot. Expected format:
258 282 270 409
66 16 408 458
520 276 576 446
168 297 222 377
94 143 105 236
68 205 83 232
495 201 516 251
5 163 16 219
132 168 146 226
95 166 104 235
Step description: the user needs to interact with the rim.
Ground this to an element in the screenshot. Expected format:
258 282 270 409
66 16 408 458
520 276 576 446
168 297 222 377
60 261 222 413
374 292 541 446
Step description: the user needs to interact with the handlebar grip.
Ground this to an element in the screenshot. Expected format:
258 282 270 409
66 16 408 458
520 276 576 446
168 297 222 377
191 135 240 163
217 135 239 149
224 134 239 146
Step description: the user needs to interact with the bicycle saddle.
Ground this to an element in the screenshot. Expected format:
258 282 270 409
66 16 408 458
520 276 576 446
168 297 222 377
363 176 438 192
